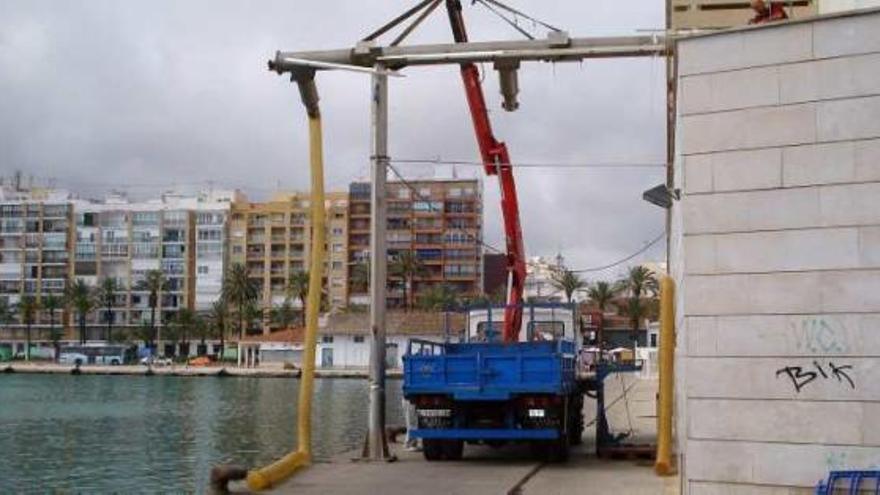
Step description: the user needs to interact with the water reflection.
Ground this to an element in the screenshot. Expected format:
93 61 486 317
0 374 403 492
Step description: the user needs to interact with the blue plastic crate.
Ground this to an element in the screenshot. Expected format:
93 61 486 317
816 470 880 495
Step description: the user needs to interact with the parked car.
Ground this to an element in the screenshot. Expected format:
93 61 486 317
140 356 172 366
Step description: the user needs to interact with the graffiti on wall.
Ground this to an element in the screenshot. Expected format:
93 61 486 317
789 316 850 354
775 361 855 393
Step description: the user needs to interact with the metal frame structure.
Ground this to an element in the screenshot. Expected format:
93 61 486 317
268 3 670 463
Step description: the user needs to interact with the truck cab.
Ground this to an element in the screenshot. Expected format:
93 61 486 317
403 304 584 462
464 304 579 344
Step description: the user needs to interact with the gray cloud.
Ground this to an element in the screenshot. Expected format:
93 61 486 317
0 0 666 280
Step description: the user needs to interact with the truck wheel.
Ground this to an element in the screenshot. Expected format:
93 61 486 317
423 439 444 461
569 395 584 445
549 435 570 463
442 440 463 460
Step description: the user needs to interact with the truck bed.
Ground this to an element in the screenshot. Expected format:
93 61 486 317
403 339 577 401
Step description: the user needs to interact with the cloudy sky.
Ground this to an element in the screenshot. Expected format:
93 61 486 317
0 0 667 280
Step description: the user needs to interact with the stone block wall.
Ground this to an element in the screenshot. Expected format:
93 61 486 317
672 9 880 494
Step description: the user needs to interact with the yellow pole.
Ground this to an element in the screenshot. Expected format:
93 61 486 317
247 114 325 490
654 276 676 476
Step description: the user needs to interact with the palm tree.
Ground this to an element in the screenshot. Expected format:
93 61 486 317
65 279 94 345
587 281 619 313
350 260 370 294
98 277 120 342
390 250 426 311
272 298 297 329
211 299 228 357
223 263 258 340
169 308 197 357
586 280 619 349
287 270 310 327
43 294 63 362
0 298 13 328
618 266 659 350
418 284 460 311
18 295 39 361
137 270 165 350
551 269 587 304
192 314 210 355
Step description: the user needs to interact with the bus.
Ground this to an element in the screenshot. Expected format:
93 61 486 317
59 344 131 366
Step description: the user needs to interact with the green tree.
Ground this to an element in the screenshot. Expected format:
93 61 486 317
587 281 619 312
43 294 63 362
551 268 587 304
169 308 197 357
350 260 370 294
243 302 262 336
98 277 121 343
272 298 297 329
418 284 460 311
192 314 210 354
65 279 94 345
18 295 39 361
0 298 13 328
134 323 153 350
135 270 165 349
210 299 229 356
223 263 258 340
617 266 659 350
390 250 426 311
287 270 310 327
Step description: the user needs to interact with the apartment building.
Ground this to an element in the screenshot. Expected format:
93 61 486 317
0 186 75 341
0 185 239 346
71 190 239 338
228 192 349 322
347 179 483 308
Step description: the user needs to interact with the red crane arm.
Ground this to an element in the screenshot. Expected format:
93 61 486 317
445 0 526 343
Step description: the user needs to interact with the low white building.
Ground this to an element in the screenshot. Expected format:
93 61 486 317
314 311 465 369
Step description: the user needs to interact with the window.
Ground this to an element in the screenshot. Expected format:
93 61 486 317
475 322 503 342
197 265 209 275
332 244 343 253
331 261 343 270
527 321 565 341
331 227 343 236
321 335 334 344
198 229 222 241
232 245 243 254
396 188 410 199
354 335 365 343
419 188 430 197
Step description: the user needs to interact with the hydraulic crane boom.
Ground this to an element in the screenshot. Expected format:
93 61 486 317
445 0 526 343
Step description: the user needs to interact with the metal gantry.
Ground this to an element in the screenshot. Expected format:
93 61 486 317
268 5 671 463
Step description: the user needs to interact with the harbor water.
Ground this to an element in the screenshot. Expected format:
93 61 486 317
0 374 404 492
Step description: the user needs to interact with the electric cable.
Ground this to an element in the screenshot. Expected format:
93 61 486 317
391 158 666 169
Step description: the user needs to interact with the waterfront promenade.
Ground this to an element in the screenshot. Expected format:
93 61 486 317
2 362 401 379
226 376 676 494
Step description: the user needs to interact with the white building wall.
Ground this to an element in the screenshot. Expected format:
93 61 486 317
674 10 880 493
315 334 441 369
820 0 880 13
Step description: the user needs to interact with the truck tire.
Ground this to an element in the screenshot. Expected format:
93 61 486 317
423 439 444 461
569 395 584 446
442 440 464 460
549 434 570 463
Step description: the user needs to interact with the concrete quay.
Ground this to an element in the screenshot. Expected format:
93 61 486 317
227 376 677 494
1 362 402 379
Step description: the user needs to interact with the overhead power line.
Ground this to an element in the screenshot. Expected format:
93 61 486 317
386 162 506 256
569 232 665 274
391 158 665 169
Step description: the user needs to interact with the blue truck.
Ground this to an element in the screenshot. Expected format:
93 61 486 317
403 305 588 462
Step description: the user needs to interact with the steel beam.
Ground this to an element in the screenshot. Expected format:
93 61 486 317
269 34 667 74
